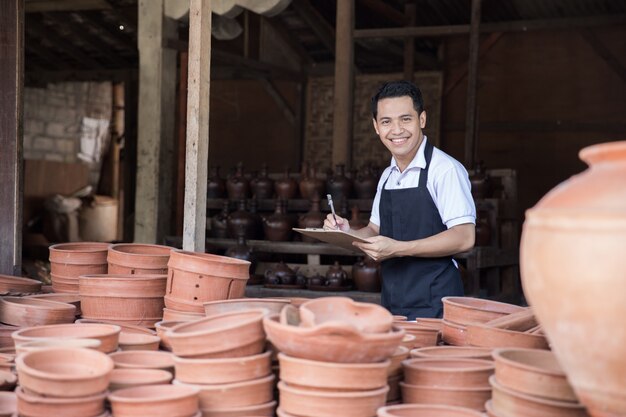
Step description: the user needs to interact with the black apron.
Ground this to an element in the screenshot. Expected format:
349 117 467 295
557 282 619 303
379 140 464 320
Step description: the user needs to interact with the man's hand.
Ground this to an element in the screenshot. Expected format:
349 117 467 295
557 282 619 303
353 235 403 262
323 213 350 231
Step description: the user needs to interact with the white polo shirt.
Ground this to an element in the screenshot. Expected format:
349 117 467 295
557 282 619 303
369 136 476 228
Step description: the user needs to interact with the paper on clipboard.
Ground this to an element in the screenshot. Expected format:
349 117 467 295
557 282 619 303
292 228 369 253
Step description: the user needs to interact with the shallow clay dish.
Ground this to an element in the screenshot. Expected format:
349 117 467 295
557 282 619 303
12 323 121 353
26 293 81 315
377 403 486 417
162 307 205 322
108 384 199 417
299 297 393 334
118 333 161 351
402 358 494 388
15 386 107 417
154 320 184 351
203 298 289 317
173 374 275 408
201 400 276 417
109 368 173 391
15 338 101 355
467 324 549 350
400 381 491 411
16 347 113 397
0 297 76 327
75 319 157 335
411 346 493 361
173 350 272 385
109 350 175 371
0 274 42 294
442 297 526 325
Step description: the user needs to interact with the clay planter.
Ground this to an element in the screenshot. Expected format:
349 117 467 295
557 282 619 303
402 358 494 388
162 308 205 322
388 346 410 377
166 250 250 304
411 346 493 361
278 352 390 390
0 391 16 417
15 347 113 397
416 318 444 331
167 309 267 358
490 375 588 417
299 297 393 334
118 333 161 351
164 295 205 313
278 381 388 417
0 297 76 326
15 338 102 355
79 274 166 327
49 273 80 293
109 368 173 391
466 324 549 350
400 381 491 411
26 293 81 316
392 322 440 348
108 384 199 417
48 243 109 292
492 348 577 402
378 404 486 417
203 400 276 417
154 320 185 351
109 350 175 371
442 319 469 346
15 386 107 417
12 323 121 353
174 374 275 409
107 243 172 275
203 298 289 317
264 314 404 363
442 297 526 326
0 274 42 294
174 350 271 385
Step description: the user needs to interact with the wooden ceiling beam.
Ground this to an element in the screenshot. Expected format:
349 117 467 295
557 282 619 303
25 0 111 13
291 0 335 55
357 0 408 26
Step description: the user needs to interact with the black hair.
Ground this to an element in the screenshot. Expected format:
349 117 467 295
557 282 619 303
371 80 425 119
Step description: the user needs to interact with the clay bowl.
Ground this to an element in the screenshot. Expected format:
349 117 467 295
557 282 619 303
75 319 157 335
442 319 469 346
411 346 493 361
173 374 275 408
15 338 102 355
278 352 390 390
162 307 205 322
202 400 276 417
490 375 589 417
174 350 272 385
118 333 161 351
442 297 526 326
278 381 388 417
299 296 393 334
0 391 16 417
109 368 173 391
392 322 440 348
388 346 410 377
400 333 417 349
154 320 184 351
167 309 267 358
492 348 578 402
12 323 121 353
0 274 42 294
402 358 494 388
26 293 81 315
400 381 491 411
264 314 404 363
466 324 550 349
416 318 444 331
107 243 172 275
377 404 486 417
0 297 76 327
109 350 175 371
15 386 107 417
108 384 199 417
16 347 114 397
203 298 290 317
0 370 17 391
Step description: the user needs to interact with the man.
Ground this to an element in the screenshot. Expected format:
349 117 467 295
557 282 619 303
324 80 476 319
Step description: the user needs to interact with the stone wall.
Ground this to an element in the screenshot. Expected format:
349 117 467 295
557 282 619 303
23 82 112 162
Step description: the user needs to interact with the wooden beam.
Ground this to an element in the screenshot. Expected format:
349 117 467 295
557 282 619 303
291 0 335 55
175 51 188 237
354 14 626 38
358 0 407 26
25 0 110 13
183 0 211 252
403 2 416 82
258 78 295 125
0 0 24 275
464 0 481 169
582 29 626 84
331 0 354 168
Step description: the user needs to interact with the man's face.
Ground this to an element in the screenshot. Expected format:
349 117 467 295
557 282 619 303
373 96 426 167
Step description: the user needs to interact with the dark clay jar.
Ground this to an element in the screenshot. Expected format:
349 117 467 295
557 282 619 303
352 257 381 292
326 261 348 288
207 166 226 199
225 233 257 277
327 164 353 202
298 198 325 242
354 165 378 199
226 162 250 200
300 164 325 201
275 168 298 200
263 199 293 241
250 164 274 199
227 200 257 240
210 200 230 238
349 206 368 230
264 261 297 286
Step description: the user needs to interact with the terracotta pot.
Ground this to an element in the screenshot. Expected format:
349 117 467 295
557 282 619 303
167 309 267 358
207 166 226 199
15 386 106 417
274 168 298 199
109 350 175 371
107 243 172 275
26 293 81 316
210 200 230 238
162 308 205 322
441 319 469 346
250 164 274 199
163 295 205 313
466 324 549 350
154 320 185 351
299 296 392 334
410 346 493 361
492 348 577 402
278 381 387 417
400 381 491 411
263 199 294 241
118 333 161 351
203 298 289 317
226 162 250 200
402 358 494 388
387 373 402 402
174 374 275 409
203 400 276 417
388 346 409 377
15 338 101 355
519 141 626 417
108 384 199 417
74 319 157 335
48 273 80 293
416 318 444 331
278 352 389 390
12 323 121 353
299 164 325 201
442 297 526 326
378 404 485 417
174 350 272 385
0 274 42 294
227 199 260 240
392 322 440 348
490 375 588 417
327 164 353 202
352 257 381 292
16 347 113 397
0 391 15 417
0 297 75 327
49 242 109 293
109 368 173 391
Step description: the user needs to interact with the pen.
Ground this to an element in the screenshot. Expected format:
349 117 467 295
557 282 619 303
327 194 339 230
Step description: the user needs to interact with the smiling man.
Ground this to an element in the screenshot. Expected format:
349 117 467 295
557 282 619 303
324 80 476 319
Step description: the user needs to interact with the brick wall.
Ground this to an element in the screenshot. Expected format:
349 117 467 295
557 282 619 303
23 82 112 162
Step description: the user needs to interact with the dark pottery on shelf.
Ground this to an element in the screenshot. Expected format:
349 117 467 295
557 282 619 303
210 201 230 239
227 200 257 240
470 161 492 200
265 262 297 286
298 197 325 242
225 233 257 278
326 261 348 288
475 210 492 247
299 164 325 200
308 274 325 287
327 164 353 201
275 168 298 199
226 162 250 200
354 164 378 199
250 164 274 199
263 200 293 241
207 166 226 199
353 257 381 292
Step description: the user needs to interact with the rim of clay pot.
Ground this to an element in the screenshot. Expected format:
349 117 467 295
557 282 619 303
109 350 175 369
15 385 107 404
579 140 626 164
119 333 161 348
168 250 250 279
0 297 76 326
411 346 493 360
399 381 492 394
16 338 102 354
173 349 271 366
12 323 121 345
489 375 586 409
202 400 277 414
402 357 495 373
75 319 157 335
278 380 389 398
109 368 173 386
299 296 393 334
107 244 172 268
202 298 290 315
377 403 485 417
162 308 205 321
492 348 566 377
49 243 111 264
26 293 80 304
442 297 526 315
278 352 391 371
466 324 550 349
155 320 186 331
108 383 199 403
0 274 42 292
16 347 114 381
168 308 268 338
172 373 275 391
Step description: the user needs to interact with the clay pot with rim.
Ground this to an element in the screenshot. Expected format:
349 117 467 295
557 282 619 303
48 242 109 293
107 243 172 275
203 298 289 317
174 350 272 385
154 320 184 351
263 199 294 241
299 164 325 200
162 308 205 322
466 323 549 350
274 168 298 199
12 323 121 353
327 163 353 201
264 261 297 286
388 346 410 377
204 400 276 417
0 297 76 327
402 357 494 388
75 318 157 335
0 274 42 294
400 381 491 411
109 350 175 371
207 166 226 198
15 347 113 397
519 141 626 417
226 162 250 200
227 199 259 240
442 319 469 346
109 368 173 391
250 164 274 199
325 262 348 288
118 333 161 351
15 338 101 355
442 297 526 326
26 293 81 316
15 386 107 417
173 374 275 409
298 197 325 242
378 404 485 417
108 384 200 417
411 346 493 361
299 296 392 334
392 321 440 348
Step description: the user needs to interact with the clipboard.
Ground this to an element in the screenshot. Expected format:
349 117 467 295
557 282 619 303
292 228 369 253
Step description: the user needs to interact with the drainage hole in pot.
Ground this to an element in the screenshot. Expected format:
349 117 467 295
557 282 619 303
195 284 199 288
193 297 198 300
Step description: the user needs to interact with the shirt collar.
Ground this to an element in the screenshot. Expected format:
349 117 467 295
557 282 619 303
390 135 428 173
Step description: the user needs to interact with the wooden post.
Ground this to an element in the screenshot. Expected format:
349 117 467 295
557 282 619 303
175 51 188 236
332 0 354 168
403 2 416 82
183 0 211 252
112 82 124 241
464 0 481 168
135 0 177 243
0 0 24 275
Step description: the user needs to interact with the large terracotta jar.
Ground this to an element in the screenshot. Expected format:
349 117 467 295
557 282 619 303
520 141 626 417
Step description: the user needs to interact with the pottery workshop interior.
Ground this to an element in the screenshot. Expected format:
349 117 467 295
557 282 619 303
0 0 625 416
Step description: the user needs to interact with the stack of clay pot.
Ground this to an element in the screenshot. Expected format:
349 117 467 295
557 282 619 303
49 242 110 293
163 250 250 321
166 304 276 416
264 297 403 417
487 348 589 417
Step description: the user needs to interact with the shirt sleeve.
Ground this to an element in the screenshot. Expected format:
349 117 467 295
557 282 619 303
433 163 476 229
